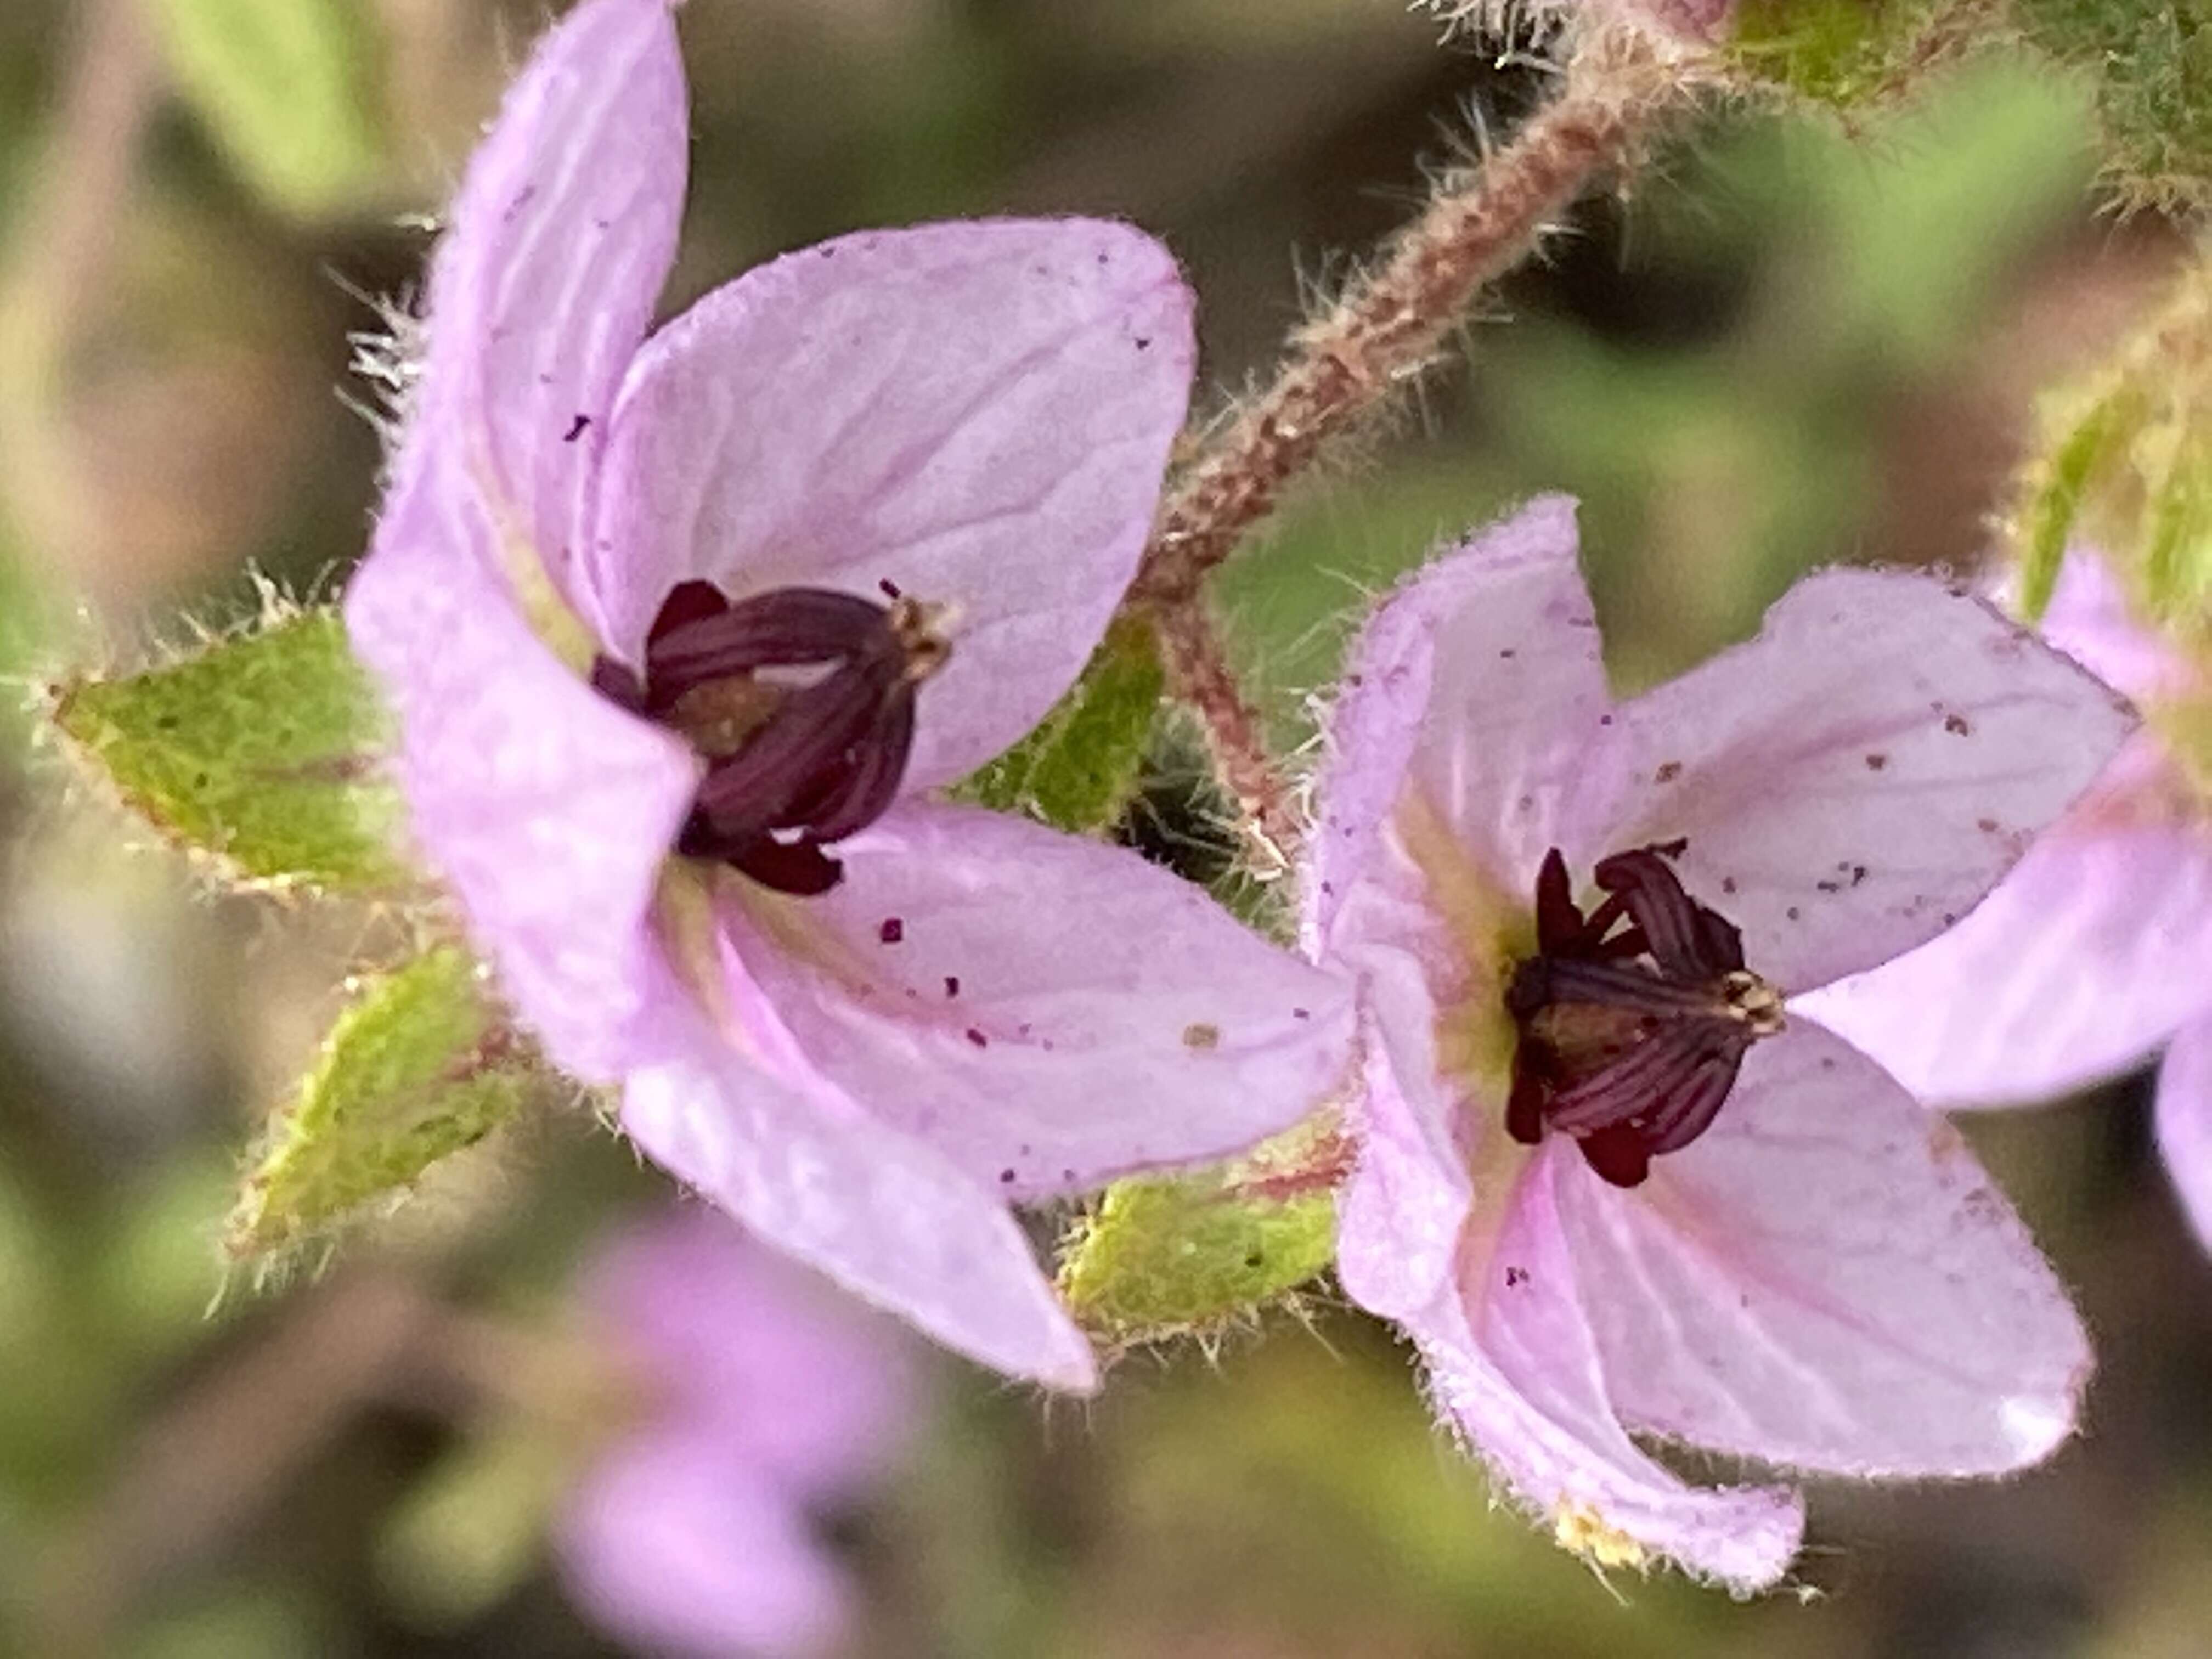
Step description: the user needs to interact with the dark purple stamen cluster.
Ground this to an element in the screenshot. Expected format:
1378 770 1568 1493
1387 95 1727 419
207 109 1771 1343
594 579 943 896
1504 844 1782 1188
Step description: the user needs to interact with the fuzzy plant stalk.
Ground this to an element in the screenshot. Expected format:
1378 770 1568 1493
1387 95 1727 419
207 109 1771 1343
1132 20 1702 849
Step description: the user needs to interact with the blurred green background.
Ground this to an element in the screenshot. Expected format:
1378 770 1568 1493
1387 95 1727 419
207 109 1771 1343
0 1 2205 1654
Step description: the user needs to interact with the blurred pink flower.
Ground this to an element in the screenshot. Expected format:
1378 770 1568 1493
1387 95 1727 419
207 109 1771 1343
344 0 1353 1391
1306 497 2135 1588
1805 548 2212 1249
558 1211 918 1659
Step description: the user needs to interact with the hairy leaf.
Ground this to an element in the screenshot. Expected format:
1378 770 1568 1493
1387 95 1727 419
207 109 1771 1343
53 608 404 890
1057 1119 1344 1347
228 946 536 1260
955 615 1164 833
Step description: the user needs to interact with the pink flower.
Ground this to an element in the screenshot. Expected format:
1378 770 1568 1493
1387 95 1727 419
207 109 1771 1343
1804 548 2212 1249
344 0 1353 1391
558 1212 918 1659
1307 497 2136 1589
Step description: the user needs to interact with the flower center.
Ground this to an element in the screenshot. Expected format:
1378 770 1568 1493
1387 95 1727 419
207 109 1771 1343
592 579 951 896
1503 843 1782 1189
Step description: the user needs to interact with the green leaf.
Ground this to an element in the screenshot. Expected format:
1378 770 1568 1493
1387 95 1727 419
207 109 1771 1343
227 946 537 1260
53 607 404 890
1057 1119 1344 1348
2017 389 2130 622
2140 440 2212 616
953 615 1164 833
147 0 388 219
1727 0 1935 109
2004 258 2212 626
2012 0 2212 213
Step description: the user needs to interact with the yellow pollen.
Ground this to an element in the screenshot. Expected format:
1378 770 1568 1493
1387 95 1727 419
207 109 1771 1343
1718 968 1786 1036
889 596 957 684
1553 1500 1647 1571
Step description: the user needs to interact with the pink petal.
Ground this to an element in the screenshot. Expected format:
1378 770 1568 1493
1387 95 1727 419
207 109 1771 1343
560 1431 851 1659
2155 1014 2212 1254
1560 1022 2089 1476
2032 545 2197 705
619 927 1098 1391
1426 1144 1803 1590
345 461 698 1080
1798 745 2212 1103
397 0 686 632
585 1212 916 1498
1331 909 1801 1587
1610 569 2137 994
716 801 1354 1202
1305 496 1632 951
1335 939 1476 1323
591 219 1194 787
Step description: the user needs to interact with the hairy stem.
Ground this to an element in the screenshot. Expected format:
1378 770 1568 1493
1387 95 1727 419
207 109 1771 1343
1139 26 1688 610
1136 25 1695 857
1153 599 1297 872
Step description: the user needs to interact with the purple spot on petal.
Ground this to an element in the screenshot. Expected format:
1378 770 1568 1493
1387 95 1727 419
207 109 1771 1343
944 975 961 998
965 1028 989 1048
878 917 904 945
563 413 591 443
1865 752 1889 771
